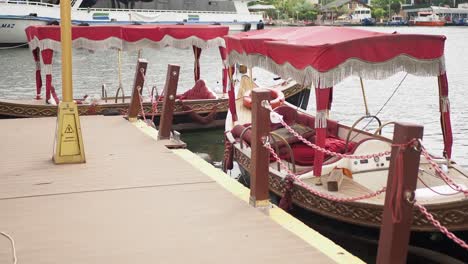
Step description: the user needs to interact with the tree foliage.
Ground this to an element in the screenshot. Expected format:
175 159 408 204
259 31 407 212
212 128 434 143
250 0 319 21
370 0 403 18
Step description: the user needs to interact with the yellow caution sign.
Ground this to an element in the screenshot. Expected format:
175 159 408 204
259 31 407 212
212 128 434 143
53 101 86 164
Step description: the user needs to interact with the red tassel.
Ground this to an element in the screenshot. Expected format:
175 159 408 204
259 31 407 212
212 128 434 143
279 175 294 211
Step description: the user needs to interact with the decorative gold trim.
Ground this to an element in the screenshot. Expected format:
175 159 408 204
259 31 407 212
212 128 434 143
233 146 468 232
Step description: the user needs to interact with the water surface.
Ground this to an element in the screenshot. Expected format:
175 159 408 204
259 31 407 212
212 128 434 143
0 26 466 165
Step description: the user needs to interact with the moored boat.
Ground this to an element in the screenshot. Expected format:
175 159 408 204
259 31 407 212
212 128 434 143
223 27 468 256
0 0 263 46
409 12 445 26
386 15 408 26
0 24 304 131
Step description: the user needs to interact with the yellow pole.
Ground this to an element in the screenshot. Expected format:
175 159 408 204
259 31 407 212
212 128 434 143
359 77 370 116
60 0 72 102
53 0 86 164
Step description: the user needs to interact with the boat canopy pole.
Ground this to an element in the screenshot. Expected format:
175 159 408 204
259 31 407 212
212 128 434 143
227 65 238 122
313 86 333 177
193 46 202 82
359 77 370 116
219 47 228 94
437 73 453 159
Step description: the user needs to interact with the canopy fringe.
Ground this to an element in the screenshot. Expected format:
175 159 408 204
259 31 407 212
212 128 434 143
228 51 446 88
315 110 328 128
441 96 450 113
28 36 226 53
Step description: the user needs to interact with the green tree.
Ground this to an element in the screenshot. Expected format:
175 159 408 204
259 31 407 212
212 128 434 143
390 2 401 14
372 7 386 20
249 0 320 21
371 0 403 18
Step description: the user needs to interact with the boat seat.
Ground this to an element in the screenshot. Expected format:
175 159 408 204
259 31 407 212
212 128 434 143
273 105 339 138
230 104 351 166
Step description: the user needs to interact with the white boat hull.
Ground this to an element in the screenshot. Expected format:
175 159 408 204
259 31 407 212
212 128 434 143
0 17 47 45
0 1 261 45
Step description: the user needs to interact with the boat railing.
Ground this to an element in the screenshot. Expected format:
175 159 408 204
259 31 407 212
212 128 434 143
76 7 238 15
2 0 57 8
1 1 261 16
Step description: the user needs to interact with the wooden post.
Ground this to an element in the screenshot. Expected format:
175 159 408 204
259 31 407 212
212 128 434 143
127 59 148 121
250 89 271 209
376 122 424 264
158 64 180 140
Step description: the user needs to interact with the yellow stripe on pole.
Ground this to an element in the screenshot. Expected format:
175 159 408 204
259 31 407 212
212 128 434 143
60 0 72 102
53 1 86 164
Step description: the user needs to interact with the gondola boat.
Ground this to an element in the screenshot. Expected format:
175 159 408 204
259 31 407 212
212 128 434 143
0 24 305 131
223 27 467 255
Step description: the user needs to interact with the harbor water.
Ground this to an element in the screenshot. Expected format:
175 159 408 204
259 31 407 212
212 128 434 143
0 26 467 167
1 26 467 263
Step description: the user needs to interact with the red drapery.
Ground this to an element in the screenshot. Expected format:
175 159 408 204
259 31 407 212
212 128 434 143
193 46 202 82
40 49 59 104
313 86 333 177
32 48 42 99
438 73 453 159
225 27 445 74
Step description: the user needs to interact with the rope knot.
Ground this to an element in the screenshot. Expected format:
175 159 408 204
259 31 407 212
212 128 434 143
389 138 420 223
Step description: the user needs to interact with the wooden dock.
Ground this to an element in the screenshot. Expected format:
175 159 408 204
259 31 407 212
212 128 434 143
0 116 361 264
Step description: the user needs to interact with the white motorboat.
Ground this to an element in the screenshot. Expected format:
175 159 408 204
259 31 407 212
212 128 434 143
0 0 262 46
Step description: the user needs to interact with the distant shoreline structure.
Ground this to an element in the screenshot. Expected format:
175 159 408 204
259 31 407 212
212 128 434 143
0 0 262 46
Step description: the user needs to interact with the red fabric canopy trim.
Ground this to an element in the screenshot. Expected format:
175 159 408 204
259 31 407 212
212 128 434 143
226 27 446 87
26 25 229 52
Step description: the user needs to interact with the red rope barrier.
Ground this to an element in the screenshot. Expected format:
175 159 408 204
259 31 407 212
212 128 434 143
420 145 468 195
388 141 417 223
415 202 468 250
264 141 387 202
269 111 392 159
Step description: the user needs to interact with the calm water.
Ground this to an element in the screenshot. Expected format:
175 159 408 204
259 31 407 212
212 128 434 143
0 26 467 166
1 26 467 262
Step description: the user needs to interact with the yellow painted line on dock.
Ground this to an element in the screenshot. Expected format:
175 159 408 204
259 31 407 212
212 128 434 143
132 120 160 139
132 120 363 264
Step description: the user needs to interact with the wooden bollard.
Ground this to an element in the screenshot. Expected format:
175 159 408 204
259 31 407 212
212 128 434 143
250 89 271 209
376 122 423 264
127 59 148 121
158 64 180 140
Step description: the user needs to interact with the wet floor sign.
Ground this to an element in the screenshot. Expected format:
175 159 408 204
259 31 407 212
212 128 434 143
53 101 86 164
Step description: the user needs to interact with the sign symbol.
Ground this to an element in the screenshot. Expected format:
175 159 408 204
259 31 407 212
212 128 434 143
64 124 74 134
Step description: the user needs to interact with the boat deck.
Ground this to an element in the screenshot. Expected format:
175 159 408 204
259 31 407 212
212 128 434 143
228 94 468 206
0 116 358 263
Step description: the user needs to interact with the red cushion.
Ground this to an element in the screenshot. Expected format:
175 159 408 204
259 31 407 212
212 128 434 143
231 124 251 144
273 105 297 125
290 143 315 166
181 80 216 100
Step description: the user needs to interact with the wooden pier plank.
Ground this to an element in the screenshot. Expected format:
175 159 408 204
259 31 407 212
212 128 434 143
0 116 338 264
0 117 210 199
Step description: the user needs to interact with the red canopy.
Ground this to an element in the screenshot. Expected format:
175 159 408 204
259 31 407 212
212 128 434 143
26 25 229 51
225 27 446 87
26 25 230 104
226 27 453 174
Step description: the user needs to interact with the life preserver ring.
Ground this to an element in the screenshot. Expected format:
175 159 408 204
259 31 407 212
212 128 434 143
243 88 285 109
